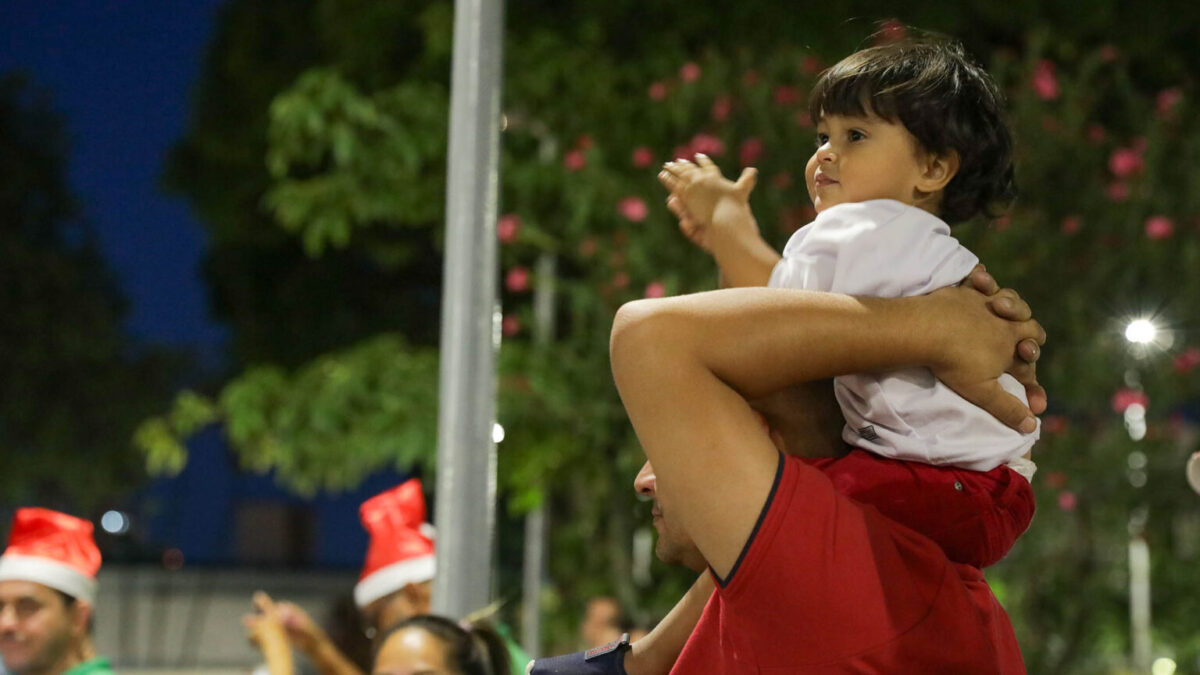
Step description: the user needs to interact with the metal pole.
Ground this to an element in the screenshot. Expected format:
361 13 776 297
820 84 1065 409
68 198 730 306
433 0 505 619
520 254 556 656
1129 534 1151 672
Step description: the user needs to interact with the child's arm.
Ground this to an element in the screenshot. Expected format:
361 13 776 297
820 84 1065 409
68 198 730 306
658 155 781 288
624 572 714 675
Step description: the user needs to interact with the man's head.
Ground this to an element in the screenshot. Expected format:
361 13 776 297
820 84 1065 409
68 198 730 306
579 596 623 648
635 381 845 568
806 36 1015 224
0 508 101 675
0 581 90 675
360 580 433 637
354 480 436 635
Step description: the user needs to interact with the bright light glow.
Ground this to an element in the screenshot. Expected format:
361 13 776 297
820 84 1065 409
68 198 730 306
1126 319 1158 344
1152 657 1177 675
100 510 130 535
492 422 506 444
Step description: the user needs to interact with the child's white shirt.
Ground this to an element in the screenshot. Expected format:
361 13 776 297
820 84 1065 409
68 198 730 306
769 199 1038 479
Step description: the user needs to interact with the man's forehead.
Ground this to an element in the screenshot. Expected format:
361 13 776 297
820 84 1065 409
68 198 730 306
0 578 59 601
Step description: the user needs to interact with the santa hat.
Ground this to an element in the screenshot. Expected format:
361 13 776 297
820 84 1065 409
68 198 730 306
0 508 101 604
354 479 436 608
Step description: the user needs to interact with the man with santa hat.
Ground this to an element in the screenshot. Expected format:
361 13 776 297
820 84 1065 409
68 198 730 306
252 479 440 675
0 508 112 675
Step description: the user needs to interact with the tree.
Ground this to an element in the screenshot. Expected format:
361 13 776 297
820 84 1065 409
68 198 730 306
0 73 181 512
144 3 1200 669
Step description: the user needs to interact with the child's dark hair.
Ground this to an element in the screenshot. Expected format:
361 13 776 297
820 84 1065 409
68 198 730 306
808 36 1016 224
375 614 512 675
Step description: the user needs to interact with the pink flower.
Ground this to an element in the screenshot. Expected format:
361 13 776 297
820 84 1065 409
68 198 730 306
875 20 907 44
672 144 694 161
690 133 726 157
502 314 522 337
611 271 629 289
1157 88 1183 119
1145 215 1174 240
772 172 793 189
618 196 648 223
795 111 813 128
564 150 586 171
743 70 761 87
773 85 801 106
1087 124 1107 145
1031 60 1060 101
575 134 593 151
578 237 597 258
505 266 530 293
739 137 764 166
800 55 824 76
1108 147 1144 177
643 281 666 298
1057 491 1077 512
497 214 521 243
1060 215 1081 234
1044 470 1068 488
711 95 733 122
1106 181 1129 203
1174 347 1200 374
648 81 668 101
1043 417 1069 436
1111 387 1148 414
631 146 654 169
680 62 702 83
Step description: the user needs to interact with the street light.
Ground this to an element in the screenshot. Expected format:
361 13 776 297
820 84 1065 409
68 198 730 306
1125 318 1157 345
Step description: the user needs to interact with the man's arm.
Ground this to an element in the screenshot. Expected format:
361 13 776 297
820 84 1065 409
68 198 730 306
610 285 1044 578
274 601 365 675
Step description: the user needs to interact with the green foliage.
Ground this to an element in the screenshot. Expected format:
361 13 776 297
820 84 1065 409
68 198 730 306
0 73 182 511
161 2 1200 670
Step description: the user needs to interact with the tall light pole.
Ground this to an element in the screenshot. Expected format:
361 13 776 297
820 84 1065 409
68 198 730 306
433 0 505 619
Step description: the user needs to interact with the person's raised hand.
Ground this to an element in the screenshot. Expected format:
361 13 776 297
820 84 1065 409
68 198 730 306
243 591 290 653
658 154 757 253
274 599 327 653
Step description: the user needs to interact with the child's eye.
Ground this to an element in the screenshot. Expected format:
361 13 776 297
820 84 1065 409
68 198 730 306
848 130 866 141
815 133 829 147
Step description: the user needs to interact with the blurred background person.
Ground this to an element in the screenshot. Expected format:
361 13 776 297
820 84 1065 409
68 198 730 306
0 508 111 675
372 615 510 675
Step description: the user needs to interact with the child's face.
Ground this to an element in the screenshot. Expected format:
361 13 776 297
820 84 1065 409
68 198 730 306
805 112 933 214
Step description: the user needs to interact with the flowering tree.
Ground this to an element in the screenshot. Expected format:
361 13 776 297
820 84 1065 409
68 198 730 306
143 3 1200 669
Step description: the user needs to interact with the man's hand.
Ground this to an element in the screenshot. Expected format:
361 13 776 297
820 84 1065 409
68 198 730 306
274 600 327 654
658 154 758 253
244 591 294 675
926 271 1047 433
962 265 1047 415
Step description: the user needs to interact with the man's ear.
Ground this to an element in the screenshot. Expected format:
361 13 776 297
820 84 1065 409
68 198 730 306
70 601 92 637
916 148 960 194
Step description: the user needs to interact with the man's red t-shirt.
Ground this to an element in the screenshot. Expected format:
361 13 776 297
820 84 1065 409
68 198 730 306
670 453 1026 674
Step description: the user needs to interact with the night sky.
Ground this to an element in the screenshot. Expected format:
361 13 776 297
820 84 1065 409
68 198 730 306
2 0 228 355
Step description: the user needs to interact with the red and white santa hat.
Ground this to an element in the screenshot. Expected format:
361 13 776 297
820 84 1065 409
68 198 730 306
0 508 102 604
354 479 436 608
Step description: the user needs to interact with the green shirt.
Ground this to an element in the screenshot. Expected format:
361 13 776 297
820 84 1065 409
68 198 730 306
63 657 114 675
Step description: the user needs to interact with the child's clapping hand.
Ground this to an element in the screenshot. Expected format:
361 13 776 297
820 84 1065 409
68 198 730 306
658 154 758 254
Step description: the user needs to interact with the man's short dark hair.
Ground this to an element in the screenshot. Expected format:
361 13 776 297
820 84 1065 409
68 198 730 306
808 36 1016 224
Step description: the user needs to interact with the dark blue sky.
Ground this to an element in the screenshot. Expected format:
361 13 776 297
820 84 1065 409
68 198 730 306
3 0 228 354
